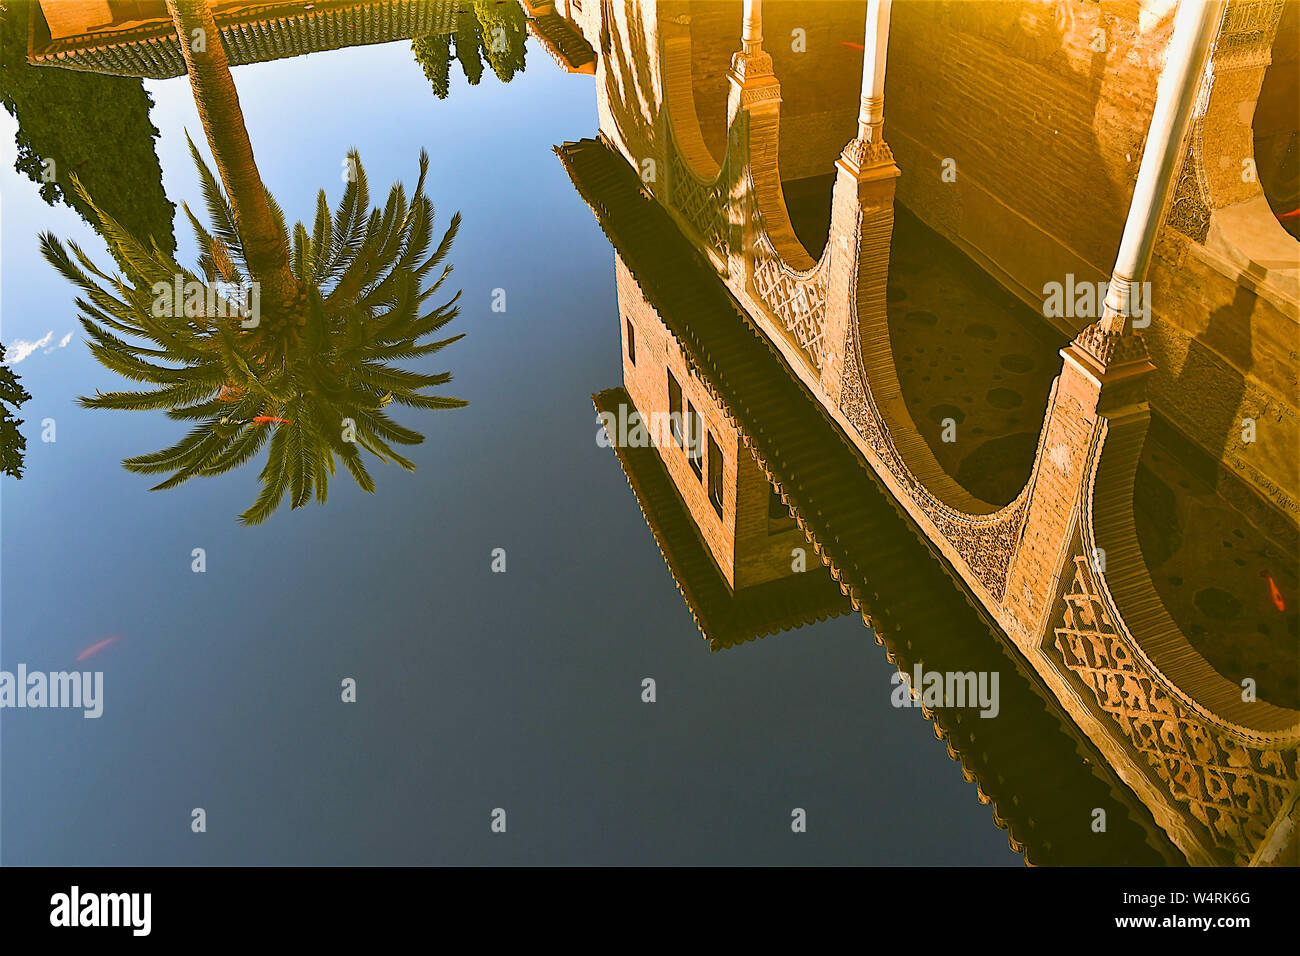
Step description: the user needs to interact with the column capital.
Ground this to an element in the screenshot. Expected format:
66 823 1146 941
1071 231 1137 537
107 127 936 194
728 54 780 117
730 0 775 94
729 49 776 84
1070 321 1152 370
836 138 900 182
1061 322 1155 412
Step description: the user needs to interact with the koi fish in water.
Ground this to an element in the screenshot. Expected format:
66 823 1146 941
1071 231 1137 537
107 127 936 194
1262 571 1286 612
76 636 119 661
252 416 292 425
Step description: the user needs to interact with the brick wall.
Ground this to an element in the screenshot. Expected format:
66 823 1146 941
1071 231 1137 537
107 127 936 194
883 0 1299 521
765 0 866 183
887 0 1164 288
618 254 742 585
617 253 810 588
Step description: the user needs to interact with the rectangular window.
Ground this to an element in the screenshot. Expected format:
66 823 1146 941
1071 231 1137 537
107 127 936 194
708 432 723 517
694 411 705 480
667 370 682 447
625 319 635 364
686 403 703 479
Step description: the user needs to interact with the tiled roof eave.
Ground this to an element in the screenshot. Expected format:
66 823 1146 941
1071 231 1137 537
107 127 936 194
526 12 596 75
28 0 459 77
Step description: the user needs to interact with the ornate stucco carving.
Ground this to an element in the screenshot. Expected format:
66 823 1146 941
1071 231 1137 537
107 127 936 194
1166 140 1213 242
746 179 830 372
839 334 1028 600
1214 0 1285 68
1166 0 1285 242
1051 554 1298 864
839 139 896 174
668 150 728 257
1075 321 1152 366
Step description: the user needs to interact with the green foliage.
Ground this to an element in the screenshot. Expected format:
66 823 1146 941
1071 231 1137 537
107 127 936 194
412 33 452 99
474 0 527 82
0 0 176 257
40 145 466 525
454 8 485 86
0 342 32 480
411 3 525 100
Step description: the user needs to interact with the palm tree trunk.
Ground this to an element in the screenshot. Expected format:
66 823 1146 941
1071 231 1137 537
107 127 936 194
165 0 297 310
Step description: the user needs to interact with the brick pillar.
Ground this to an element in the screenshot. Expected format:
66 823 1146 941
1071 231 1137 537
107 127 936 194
726 0 782 309
822 0 898 405
998 347 1107 648
824 144 899 406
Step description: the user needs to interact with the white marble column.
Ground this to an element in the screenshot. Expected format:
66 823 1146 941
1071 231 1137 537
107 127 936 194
839 0 897 178
856 0 892 144
1098 0 1226 337
730 0 775 88
741 0 763 56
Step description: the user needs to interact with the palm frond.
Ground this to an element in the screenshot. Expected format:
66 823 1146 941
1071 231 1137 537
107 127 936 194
42 146 469 524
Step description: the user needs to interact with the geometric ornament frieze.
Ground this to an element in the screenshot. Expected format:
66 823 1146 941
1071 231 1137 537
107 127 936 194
1053 554 1297 864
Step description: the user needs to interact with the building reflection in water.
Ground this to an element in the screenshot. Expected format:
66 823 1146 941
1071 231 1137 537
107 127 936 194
553 0 1300 866
598 254 852 651
7 0 1298 866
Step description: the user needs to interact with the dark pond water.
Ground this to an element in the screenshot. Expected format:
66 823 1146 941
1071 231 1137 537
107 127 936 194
0 34 1030 865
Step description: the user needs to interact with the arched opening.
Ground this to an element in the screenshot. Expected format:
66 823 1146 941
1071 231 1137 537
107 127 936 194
884 209 1064 507
1092 413 1300 728
1131 419 1299 711
765 0 866 259
1253 0 1299 239
685 0 741 166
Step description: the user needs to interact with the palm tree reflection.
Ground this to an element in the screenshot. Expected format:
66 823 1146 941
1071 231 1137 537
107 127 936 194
40 0 467 525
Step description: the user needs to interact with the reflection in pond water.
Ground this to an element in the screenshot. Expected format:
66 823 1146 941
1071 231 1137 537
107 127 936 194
33 0 469 524
40 145 465 525
0 341 31 478
0 1 175 256
412 0 528 97
558 0 1299 867
568 140 1174 866
2 0 1298 869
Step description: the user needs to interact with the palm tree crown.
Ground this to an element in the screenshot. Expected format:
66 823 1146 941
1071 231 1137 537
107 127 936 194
41 140 465 525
